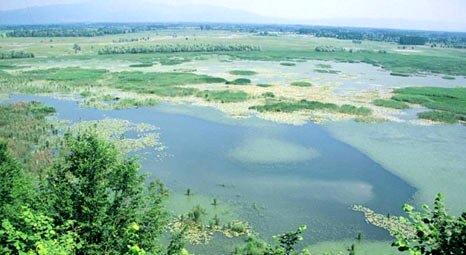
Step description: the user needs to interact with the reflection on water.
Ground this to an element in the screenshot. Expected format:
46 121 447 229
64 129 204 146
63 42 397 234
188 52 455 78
6 95 417 254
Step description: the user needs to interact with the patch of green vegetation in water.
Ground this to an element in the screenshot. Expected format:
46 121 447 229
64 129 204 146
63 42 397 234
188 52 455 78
390 72 410 77
291 81 312 87
226 78 251 85
229 70 257 76
392 87 466 123
441 75 455 80
250 99 372 116
280 62 296 66
256 83 272 87
315 63 332 69
196 90 248 103
129 62 154 67
314 69 340 74
111 71 226 95
372 99 409 109
21 67 108 84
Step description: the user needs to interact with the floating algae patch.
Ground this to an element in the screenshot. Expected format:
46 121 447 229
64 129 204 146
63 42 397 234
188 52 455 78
229 137 320 164
71 118 164 153
324 121 466 215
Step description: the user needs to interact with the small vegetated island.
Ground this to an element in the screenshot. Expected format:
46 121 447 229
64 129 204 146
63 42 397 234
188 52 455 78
0 22 465 255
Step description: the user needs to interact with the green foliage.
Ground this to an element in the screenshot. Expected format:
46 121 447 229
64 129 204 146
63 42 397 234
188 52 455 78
399 36 427 45
233 225 309 255
0 206 78 255
0 141 34 221
166 227 189 255
250 99 371 116
226 78 252 85
391 193 466 255
280 62 296 66
229 70 258 76
372 99 410 109
196 90 248 103
290 81 312 87
44 132 169 254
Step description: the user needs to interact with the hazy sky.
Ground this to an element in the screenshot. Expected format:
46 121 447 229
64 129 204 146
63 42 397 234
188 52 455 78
1 0 465 29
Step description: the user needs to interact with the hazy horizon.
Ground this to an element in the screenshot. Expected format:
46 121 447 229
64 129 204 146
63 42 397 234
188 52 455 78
1 0 466 32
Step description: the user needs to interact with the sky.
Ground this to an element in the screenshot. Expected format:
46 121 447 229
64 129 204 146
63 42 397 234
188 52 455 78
1 0 465 31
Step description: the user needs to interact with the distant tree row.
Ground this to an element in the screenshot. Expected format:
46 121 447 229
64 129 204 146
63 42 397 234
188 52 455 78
98 44 261 55
0 51 34 59
398 36 427 45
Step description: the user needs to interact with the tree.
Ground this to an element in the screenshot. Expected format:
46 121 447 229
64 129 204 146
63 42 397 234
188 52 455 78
166 227 190 255
0 141 34 221
72 43 81 53
43 132 169 254
391 193 466 255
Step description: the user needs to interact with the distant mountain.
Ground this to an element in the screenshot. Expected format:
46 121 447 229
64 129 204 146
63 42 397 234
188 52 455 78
0 1 280 25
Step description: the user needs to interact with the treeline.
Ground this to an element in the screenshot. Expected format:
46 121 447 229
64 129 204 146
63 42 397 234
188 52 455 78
3 23 171 37
399 36 427 45
0 51 34 59
98 44 261 55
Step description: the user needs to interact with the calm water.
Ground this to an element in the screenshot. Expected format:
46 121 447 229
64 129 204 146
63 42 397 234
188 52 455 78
7 95 416 253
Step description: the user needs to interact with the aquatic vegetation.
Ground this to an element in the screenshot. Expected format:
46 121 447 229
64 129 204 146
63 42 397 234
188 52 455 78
229 70 258 76
226 78 252 85
417 110 461 124
280 62 296 66
314 69 340 74
158 57 191 66
392 87 466 123
0 102 57 171
315 63 332 69
290 81 312 87
21 67 108 84
196 90 248 103
70 118 164 153
372 99 409 109
256 83 272 87
352 205 415 239
113 71 226 88
129 62 154 67
441 75 455 80
250 99 371 116
390 72 410 77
